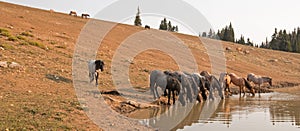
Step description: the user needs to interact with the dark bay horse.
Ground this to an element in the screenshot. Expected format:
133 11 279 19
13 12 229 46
145 25 150 29
81 14 90 19
200 71 224 100
165 75 181 105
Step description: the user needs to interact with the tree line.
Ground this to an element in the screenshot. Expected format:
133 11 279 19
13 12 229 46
134 7 178 32
260 28 300 53
135 7 300 53
200 23 254 46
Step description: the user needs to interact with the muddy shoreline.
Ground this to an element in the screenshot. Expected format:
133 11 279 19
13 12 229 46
101 81 300 116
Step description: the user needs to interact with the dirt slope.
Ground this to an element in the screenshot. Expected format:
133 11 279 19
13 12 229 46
0 1 299 130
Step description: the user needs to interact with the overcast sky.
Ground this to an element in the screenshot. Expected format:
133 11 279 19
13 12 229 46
2 0 300 44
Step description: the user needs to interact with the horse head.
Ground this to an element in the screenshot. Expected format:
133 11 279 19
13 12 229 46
96 60 104 72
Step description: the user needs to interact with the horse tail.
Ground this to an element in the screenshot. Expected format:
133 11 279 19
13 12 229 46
243 78 255 96
149 71 156 92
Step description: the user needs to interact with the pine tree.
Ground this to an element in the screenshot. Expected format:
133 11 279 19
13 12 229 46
159 18 168 30
217 30 224 40
237 35 245 44
208 29 213 38
228 22 235 42
168 21 172 31
134 7 142 26
223 26 230 41
202 32 207 37
246 38 253 46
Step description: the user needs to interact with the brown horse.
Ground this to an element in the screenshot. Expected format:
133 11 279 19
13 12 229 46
228 73 255 96
69 11 77 16
165 75 181 105
200 71 211 80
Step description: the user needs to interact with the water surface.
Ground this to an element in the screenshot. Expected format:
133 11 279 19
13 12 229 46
130 90 300 130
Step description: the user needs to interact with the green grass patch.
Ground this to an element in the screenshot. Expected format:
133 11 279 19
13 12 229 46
0 43 15 50
20 32 33 37
0 28 9 33
20 40 47 50
0 28 11 37
55 45 66 49
16 35 26 40
8 35 18 41
49 41 57 45
20 41 29 45
28 41 46 49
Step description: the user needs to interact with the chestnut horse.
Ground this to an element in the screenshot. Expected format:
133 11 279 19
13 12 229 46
228 73 255 96
69 11 77 16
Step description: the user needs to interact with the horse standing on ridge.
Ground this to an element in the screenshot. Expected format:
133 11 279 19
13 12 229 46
69 11 77 16
81 14 90 19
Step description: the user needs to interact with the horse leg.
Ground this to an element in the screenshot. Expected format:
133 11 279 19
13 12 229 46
227 84 231 93
239 86 242 96
95 72 99 86
258 84 261 97
209 88 214 100
154 85 160 99
258 84 261 94
242 86 246 96
163 89 168 96
89 72 92 82
172 90 176 104
167 88 171 105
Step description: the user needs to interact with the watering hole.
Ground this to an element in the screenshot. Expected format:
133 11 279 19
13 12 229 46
125 88 300 130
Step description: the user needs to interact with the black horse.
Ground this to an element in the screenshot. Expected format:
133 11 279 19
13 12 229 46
145 25 150 29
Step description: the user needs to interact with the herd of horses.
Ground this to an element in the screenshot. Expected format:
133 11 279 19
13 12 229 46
69 11 90 19
88 60 272 105
150 70 272 105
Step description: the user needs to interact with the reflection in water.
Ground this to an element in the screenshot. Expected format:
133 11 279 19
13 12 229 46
130 91 300 130
269 100 300 128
